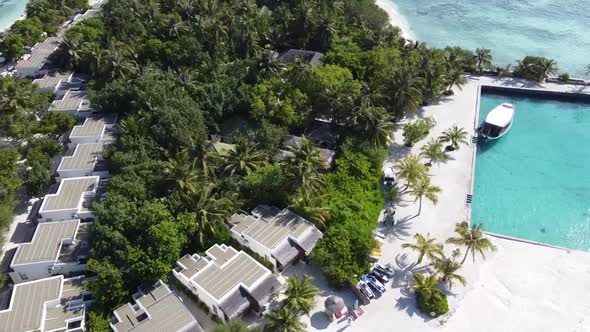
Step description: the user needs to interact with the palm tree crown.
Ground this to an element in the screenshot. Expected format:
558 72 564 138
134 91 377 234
285 274 319 316
433 255 466 289
394 154 428 191
401 233 444 264
446 222 497 264
408 176 441 216
265 306 306 332
223 138 267 176
419 139 448 167
411 273 443 301
439 125 468 151
475 48 493 73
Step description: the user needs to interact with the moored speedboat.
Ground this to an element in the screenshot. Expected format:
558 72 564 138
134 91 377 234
479 103 515 140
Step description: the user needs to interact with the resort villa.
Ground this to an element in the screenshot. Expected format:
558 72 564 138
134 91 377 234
56 143 108 182
38 176 103 222
0 275 93 332
33 71 74 94
173 244 279 322
14 37 62 78
276 135 336 168
8 220 91 284
228 205 323 271
67 114 118 148
48 89 93 118
110 281 203 332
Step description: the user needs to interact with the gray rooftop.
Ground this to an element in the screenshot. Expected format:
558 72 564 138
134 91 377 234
32 71 72 91
57 143 104 171
39 176 99 212
112 282 202 332
278 49 324 66
49 90 92 114
15 53 50 71
11 220 79 265
70 114 117 139
0 276 86 332
230 206 319 251
177 245 273 301
34 37 62 52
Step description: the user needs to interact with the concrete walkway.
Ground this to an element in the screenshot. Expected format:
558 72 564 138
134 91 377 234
304 76 590 332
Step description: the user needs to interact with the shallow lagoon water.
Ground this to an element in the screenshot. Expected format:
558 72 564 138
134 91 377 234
0 0 28 32
472 93 590 251
392 0 590 77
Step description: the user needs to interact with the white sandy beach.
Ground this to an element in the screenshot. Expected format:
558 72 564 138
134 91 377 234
302 76 590 332
375 0 415 40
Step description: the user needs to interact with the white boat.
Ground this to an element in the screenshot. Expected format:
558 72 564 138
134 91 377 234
480 103 515 140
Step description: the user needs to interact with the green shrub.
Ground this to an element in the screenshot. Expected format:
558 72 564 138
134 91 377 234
402 118 436 147
416 290 449 318
559 73 570 82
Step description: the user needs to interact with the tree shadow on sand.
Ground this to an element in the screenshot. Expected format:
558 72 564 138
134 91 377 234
379 218 413 240
390 253 430 289
395 290 435 321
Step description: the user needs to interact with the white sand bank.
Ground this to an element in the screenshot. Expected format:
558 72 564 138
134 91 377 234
304 76 590 332
375 0 415 40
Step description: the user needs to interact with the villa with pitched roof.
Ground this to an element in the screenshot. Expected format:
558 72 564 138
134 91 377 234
0 275 93 332
110 281 203 332
9 220 91 284
173 244 279 322
228 205 323 271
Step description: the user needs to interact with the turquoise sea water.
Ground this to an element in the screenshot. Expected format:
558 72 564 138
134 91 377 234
0 0 28 31
391 0 590 78
472 93 590 250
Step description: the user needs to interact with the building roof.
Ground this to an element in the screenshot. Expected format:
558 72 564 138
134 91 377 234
0 275 87 332
73 9 101 24
57 143 104 172
278 49 324 66
11 220 79 266
231 205 322 252
39 176 99 213
175 244 277 317
33 37 61 52
49 89 92 114
32 71 73 91
15 53 50 71
69 114 117 140
111 282 202 332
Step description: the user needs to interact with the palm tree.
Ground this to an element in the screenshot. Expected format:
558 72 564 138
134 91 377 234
185 184 237 245
257 48 285 78
432 255 466 289
445 68 466 94
289 189 330 230
381 66 424 116
265 306 306 332
163 150 200 192
408 176 441 216
285 274 319 316
536 58 558 82
351 101 395 148
411 273 444 301
447 222 497 264
223 139 266 177
474 48 493 73
394 154 428 191
419 139 448 167
285 138 325 192
439 125 468 151
401 233 444 264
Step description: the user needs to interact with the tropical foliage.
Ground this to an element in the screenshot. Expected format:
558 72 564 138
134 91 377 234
439 125 468 151
412 273 449 317
401 233 443 264
402 117 436 147
447 222 497 264
408 176 441 216
285 274 319 316
419 139 448 167
433 255 467 289
514 56 559 82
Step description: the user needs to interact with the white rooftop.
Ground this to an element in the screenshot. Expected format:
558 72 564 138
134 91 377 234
485 103 514 127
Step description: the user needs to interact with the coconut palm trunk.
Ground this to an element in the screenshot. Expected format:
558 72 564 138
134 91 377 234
460 247 470 264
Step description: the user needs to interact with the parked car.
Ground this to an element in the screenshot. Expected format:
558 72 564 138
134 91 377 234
374 263 395 277
382 167 396 187
359 280 374 299
363 275 386 294
370 269 389 283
